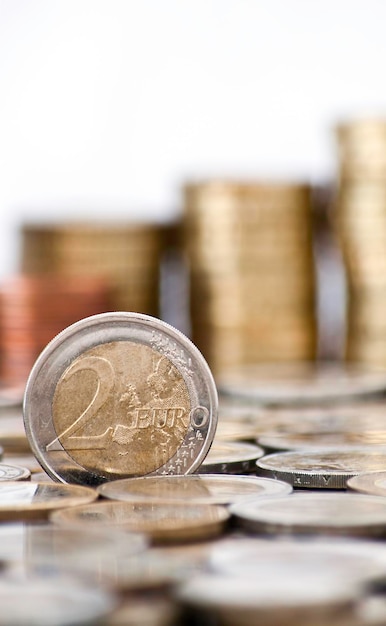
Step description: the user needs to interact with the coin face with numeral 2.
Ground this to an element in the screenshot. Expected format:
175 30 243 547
23 312 218 487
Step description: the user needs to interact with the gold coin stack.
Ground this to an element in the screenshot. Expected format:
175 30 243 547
184 181 317 376
334 118 386 367
20 221 167 316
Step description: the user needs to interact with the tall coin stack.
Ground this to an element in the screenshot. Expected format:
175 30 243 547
334 119 386 367
184 181 317 377
20 222 166 316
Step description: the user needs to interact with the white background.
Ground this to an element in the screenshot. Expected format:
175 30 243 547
0 0 386 277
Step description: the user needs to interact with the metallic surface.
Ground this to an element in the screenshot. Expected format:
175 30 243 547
97 473 292 505
257 449 386 489
23 312 218 486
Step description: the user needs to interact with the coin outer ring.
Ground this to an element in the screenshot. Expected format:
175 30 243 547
23 312 218 485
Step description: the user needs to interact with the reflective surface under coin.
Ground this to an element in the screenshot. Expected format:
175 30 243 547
50 500 230 543
230 492 386 537
217 361 386 405
0 481 97 520
97 474 292 505
23 312 218 486
347 471 386 496
257 449 386 489
0 463 30 482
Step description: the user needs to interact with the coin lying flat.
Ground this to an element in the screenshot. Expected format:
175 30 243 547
208 536 386 586
23 312 218 486
0 463 30 482
97 474 292 505
106 595 179 626
347 471 386 497
31 472 55 483
0 523 147 589
200 441 264 474
0 481 97 521
176 570 358 626
217 361 386 406
51 500 229 543
257 449 386 489
252 402 386 438
2 453 42 474
230 492 386 537
258 431 386 452
0 571 116 626
215 418 258 442
0 413 30 453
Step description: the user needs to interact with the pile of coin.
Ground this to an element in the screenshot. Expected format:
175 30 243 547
0 274 111 386
3 313 386 625
333 118 386 367
183 181 317 377
20 221 168 317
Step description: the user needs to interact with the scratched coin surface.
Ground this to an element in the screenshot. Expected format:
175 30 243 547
257 449 386 489
23 312 218 486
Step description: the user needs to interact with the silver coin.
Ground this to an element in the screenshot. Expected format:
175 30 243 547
176 570 358 626
0 570 116 626
0 463 30 482
229 492 386 537
23 312 218 486
50 499 229 544
218 362 386 406
208 536 386 586
257 449 386 489
0 481 97 521
0 523 147 585
347 471 386 497
97 474 292 505
258 431 386 452
200 441 264 474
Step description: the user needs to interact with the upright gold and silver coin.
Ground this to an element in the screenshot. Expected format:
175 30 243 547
23 312 218 486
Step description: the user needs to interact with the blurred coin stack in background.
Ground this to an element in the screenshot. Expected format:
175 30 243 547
0 274 111 386
334 119 386 367
183 181 317 377
20 222 166 316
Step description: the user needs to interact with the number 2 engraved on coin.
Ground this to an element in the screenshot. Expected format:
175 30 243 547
46 341 195 476
46 356 115 451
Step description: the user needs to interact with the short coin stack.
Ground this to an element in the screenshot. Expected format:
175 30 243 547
334 118 386 367
20 221 167 317
183 180 317 377
0 274 111 386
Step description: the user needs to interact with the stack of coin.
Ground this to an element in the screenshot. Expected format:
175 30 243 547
20 221 169 317
0 274 111 386
183 181 317 376
333 118 386 367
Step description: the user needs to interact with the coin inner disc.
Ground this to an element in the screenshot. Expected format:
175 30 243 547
51 341 191 476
